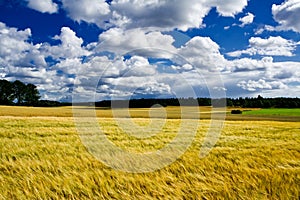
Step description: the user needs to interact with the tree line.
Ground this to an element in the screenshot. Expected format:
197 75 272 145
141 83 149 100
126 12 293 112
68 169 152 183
95 98 209 108
96 96 300 108
226 95 300 108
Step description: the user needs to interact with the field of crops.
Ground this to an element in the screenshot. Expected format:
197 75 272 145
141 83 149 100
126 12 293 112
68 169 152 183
0 106 299 199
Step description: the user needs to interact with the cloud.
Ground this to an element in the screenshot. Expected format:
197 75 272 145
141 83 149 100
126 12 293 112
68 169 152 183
178 36 227 71
121 56 157 77
46 27 91 59
110 0 209 31
224 26 230 30
273 70 294 79
97 76 172 99
0 22 87 101
109 0 248 31
237 79 287 92
228 57 273 72
226 57 300 96
0 22 31 57
227 36 299 57
97 28 176 57
23 0 248 31
213 0 248 17
171 64 194 72
1 16 300 101
239 12 255 27
38 74 76 101
265 61 300 81
272 0 300 32
24 0 248 31
254 25 276 35
0 22 47 69
27 0 58 14
55 54 164 101
61 0 110 27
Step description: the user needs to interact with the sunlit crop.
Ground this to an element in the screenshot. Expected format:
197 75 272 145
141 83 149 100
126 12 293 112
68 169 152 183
0 106 299 199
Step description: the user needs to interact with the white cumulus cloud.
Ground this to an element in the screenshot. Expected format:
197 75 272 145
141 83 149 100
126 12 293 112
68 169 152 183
121 56 157 77
62 0 110 27
97 28 176 57
227 36 299 57
27 0 58 14
239 12 255 27
212 0 248 17
46 27 91 59
0 22 47 69
109 0 248 31
272 0 300 32
178 36 227 71
237 79 287 92
24 0 248 31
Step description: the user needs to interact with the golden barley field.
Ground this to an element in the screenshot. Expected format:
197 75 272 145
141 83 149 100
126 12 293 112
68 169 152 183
0 106 299 199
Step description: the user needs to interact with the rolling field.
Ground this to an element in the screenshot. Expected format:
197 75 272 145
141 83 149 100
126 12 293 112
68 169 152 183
0 106 300 199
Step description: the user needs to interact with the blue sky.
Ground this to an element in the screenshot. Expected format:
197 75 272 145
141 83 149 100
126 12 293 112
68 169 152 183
0 0 300 101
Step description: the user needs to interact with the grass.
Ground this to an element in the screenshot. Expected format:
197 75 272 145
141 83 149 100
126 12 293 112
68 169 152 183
243 108 300 116
0 106 300 199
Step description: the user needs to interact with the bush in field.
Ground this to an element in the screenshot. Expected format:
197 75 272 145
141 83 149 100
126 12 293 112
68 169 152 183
231 110 243 114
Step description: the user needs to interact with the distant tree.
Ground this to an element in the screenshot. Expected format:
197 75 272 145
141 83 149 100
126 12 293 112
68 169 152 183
257 95 263 100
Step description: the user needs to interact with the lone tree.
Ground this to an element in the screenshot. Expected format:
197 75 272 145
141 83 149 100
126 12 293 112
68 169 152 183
0 79 40 106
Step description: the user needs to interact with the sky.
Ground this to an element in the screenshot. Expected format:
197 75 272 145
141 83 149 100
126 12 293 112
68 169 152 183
0 0 300 102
